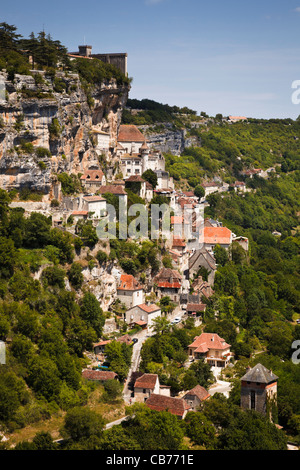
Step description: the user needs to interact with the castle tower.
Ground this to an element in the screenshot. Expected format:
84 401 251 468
240 363 278 421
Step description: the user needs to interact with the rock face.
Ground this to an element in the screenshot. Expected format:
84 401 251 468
136 124 200 155
0 70 129 193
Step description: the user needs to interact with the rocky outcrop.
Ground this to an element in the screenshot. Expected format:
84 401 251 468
0 70 129 194
137 124 200 155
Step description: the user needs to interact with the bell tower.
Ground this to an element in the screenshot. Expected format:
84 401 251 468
240 363 278 421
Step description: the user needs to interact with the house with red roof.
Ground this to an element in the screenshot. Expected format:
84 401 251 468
145 394 190 419
117 274 145 308
183 385 210 411
188 332 233 367
154 268 182 303
117 124 147 154
202 226 232 252
125 303 161 329
82 195 107 219
117 125 167 183
80 168 106 191
82 369 118 383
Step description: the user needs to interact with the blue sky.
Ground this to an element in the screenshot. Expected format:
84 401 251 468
2 0 300 118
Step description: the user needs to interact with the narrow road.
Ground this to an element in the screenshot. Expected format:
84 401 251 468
123 328 150 404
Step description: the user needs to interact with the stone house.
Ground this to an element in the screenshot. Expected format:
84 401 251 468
154 267 182 303
145 394 190 420
125 303 161 329
186 303 207 317
82 195 107 219
240 363 278 419
182 385 210 411
92 128 112 155
191 276 215 300
188 333 233 367
117 124 147 155
188 247 217 285
117 274 145 309
80 168 106 192
134 373 169 403
124 175 147 199
201 226 232 252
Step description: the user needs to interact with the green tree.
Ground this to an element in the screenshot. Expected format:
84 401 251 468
68 262 84 290
62 407 104 442
79 292 105 336
142 169 157 189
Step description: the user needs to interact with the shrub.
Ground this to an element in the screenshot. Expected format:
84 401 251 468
35 147 51 158
96 250 108 264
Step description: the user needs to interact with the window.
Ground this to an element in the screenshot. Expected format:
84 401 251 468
250 390 256 410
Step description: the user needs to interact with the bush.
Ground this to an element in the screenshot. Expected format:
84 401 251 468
35 147 51 158
68 262 84 290
50 198 60 208
96 250 108 264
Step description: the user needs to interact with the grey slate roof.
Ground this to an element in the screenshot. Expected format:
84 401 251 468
241 363 278 384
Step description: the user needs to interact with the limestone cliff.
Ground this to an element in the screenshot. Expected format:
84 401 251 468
0 70 130 194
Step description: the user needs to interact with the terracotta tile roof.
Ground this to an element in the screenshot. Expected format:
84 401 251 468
201 181 221 188
72 211 88 216
186 303 206 313
83 196 105 202
203 226 232 245
135 320 147 326
118 124 146 143
126 175 145 182
140 141 149 150
184 385 210 401
134 374 158 390
137 303 160 313
98 185 127 195
94 340 111 347
80 169 104 181
82 369 117 381
145 394 190 417
117 334 133 345
118 274 143 291
188 333 231 351
172 237 186 247
155 268 182 281
154 268 182 289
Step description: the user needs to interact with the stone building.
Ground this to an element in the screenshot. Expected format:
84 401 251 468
133 373 171 403
116 274 144 309
240 363 278 420
182 385 210 411
69 45 128 75
80 168 106 192
188 333 233 367
154 268 182 303
125 303 161 330
188 247 217 285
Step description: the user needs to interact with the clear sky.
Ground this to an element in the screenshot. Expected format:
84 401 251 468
2 0 300 118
